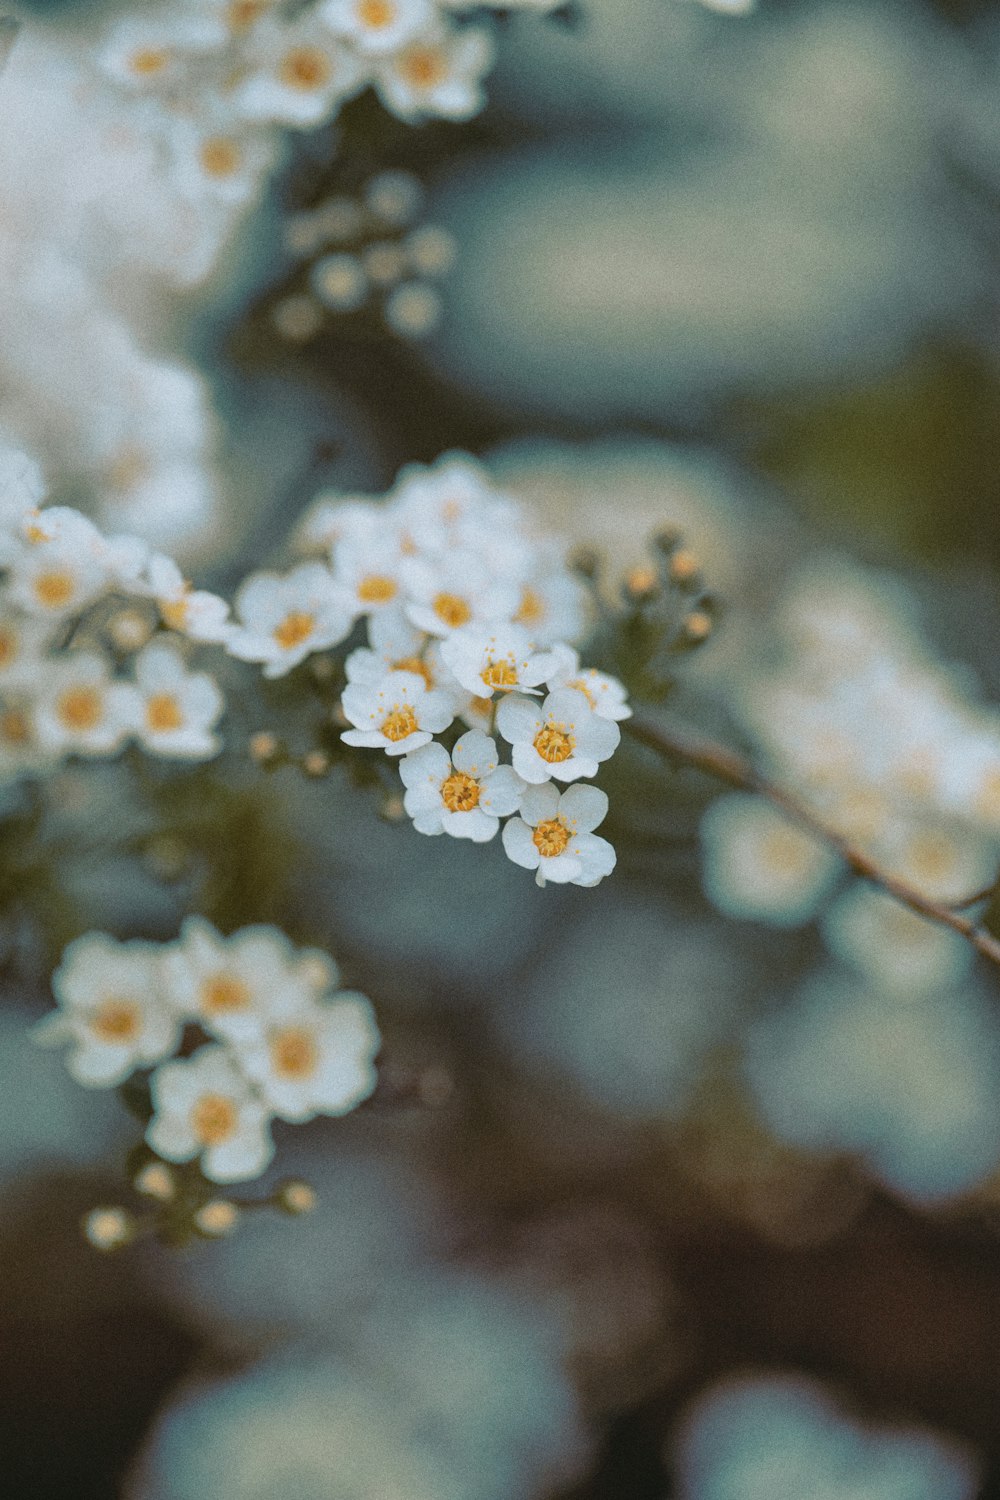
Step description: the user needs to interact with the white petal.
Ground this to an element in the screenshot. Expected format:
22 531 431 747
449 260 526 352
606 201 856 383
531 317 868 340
496 693 542 745
559 782 609 833
502 816 541 869
398 741 450 787
519 781 561 825
441 807 499 842
478 764 524 816
512 741 553 785
452 729 497 775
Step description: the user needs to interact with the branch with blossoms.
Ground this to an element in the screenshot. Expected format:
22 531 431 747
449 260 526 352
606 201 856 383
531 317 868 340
626 714 1000 970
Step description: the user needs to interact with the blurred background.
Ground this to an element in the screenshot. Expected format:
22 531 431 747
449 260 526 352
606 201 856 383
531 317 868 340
3 0 1000 1497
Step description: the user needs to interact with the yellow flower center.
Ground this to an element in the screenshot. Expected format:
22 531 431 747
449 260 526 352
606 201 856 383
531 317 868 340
532 818 570 858
33 569 76 610
381 705 418 741
199 136 243 179
358 0 396 26
56 686 102 733
226 0 268 29
201 973 251 1015
760 827 811 876
567 676 597 709
515 587 544 626
129 47 170 76
534 724 574 763
0 708 30 746
905 832 957 885
90 997 141 1043
0 627 17 668
270 1026 319 1079
191 1092 239 1146
146 693 184 734
975 768 1000 822
358 573 398 604
160 592 191 631
481 657 518 690
273 611 315 650
441 770 480 812
393 654 433 689
279 46 332 91
398 43 446 89
433 592 472 629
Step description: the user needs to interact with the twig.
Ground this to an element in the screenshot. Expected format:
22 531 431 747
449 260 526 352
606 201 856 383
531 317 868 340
627 711 1000 970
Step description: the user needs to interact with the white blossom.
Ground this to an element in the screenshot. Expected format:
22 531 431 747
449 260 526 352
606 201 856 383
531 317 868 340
502 782 615 887
399 729 524 840
496 687 621 784
341 667 453 755
130 640 224 760
163 917 319 1044
33 933 181 1088
33 651 139 758
373 22 494 122
320 0 435 57
236 16 367 129
142 553 233 643
440 624 558 699
700 794 842 929
235 988 380 1122
544 645 631 720
147 1044 275 1183
227 561 354 677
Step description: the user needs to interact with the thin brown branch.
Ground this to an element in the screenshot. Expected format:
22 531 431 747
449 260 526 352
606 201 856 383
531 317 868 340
627 711 1000 970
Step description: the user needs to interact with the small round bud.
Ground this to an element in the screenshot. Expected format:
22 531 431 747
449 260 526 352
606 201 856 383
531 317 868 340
384 281 443 339
625 565 658 599
683 610 713 642
276 1179 317 1216
363 240 407 287
106 606 153 652
380 793 406 822
194 1200 240 1237
249 730 281 764
83 1207 134 1252
134 1162 176 1202
302 750 330 778
272 293 323 343
668 548 700 586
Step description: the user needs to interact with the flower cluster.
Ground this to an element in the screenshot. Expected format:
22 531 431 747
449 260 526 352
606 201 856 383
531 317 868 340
274 169 457 344
0 444 231 787
95 0 511 187
34 920 380 1183
237 454 627 886
702 563 1000 961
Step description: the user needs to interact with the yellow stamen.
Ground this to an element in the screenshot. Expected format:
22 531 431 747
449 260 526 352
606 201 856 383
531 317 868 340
201 973 251 1015
532 818 570 858
146 693 184 734
270 1026 319 1079
481 658 518 690
398 43 446 89
56 686 102 733
191 1093 238 1146
90 998 141 1043
433 593 472 629
273 611 315 650
358 574 397 605
33 570 76 610
441 770 480 812
534 724 574 763
381 705 418 741
199 136 242 178
279 46 331 91
358 0 396 26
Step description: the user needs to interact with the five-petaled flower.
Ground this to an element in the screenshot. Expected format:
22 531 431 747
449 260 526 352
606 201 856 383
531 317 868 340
399 729 524 840
502 782 616 887
496 687 621 784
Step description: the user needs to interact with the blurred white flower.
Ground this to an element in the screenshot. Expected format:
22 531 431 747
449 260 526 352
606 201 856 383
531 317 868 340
374 23 494 122
674 1372 978 1500
700 794 842 928
401 549 518 636
440 624 557 698
164 916 319 1044
321 0 435 56
130 640 224 761
0 609 56 689
227 561 355 676
822 885 974 995
235 987 380 1121
544 645 631 721
236 16 367 128
142 554 233 643
399 729 524 840
33 651 139 758
502 781 614 887
33 932 180 1088
147 1043 275 1183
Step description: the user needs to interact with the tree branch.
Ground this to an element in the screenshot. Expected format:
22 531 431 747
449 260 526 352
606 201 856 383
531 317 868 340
627 711 1000 970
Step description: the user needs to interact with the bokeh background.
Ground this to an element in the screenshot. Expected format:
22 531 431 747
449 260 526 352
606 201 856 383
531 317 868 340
4 0 1000 1497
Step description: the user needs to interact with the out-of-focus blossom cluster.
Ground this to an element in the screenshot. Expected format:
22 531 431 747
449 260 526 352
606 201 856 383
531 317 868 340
274 169 457 343
237 452 627 886
34 919 379 1186
0 443 232 794
674 1372 979 1500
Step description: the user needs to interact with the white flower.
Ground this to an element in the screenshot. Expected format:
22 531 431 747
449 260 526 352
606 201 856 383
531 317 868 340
544 644 631 720
235 989 380 1122
373 22 494 122
440 624 557 699
822 884 974 995
166 114 283 207
142 554 233 643
227 561 354 677
6 514 110 618
340 668 453 755
344 607 428 684
292 493 381 555
331 531 410 614
502 782 615 887
511 566 588 646
235 16 367 129
399 729 524 840
131 641 224 761
390 454 521 559
0 607 55 688
147 1044 274 1184
320 0 434 56
700 794 842 928
97 14 225 92
496 687 620 784
33 933 181 1088
163 917 318 1044
0 446 45 549
34 651 139 757
400 550 518 637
